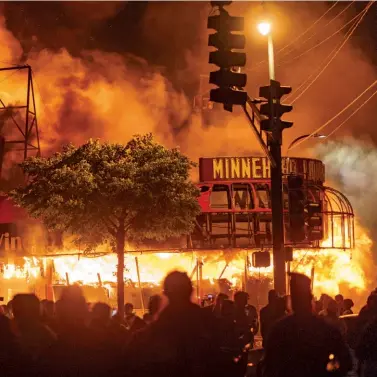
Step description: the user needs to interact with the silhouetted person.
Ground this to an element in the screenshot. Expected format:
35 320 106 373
40 300 58 332
12 294 56 363
0 313 25 376
356 315 377 377
335 294 345 316
323 299 346 338
260 290 283 347
318 294 332 316
342 299 354 315
125 302 146 333
41 285 116 377
260 273 352 377
203 293 228 318
358 293 377 332
233 291 258 377
125 271 222 377
143 295 162 324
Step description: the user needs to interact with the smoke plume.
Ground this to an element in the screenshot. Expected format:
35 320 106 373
316 137 377 253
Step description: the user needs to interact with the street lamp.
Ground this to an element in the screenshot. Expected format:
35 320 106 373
287 133 326 151
257 21 275 80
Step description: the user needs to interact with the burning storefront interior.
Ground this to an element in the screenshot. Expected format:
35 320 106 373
0 155 372 312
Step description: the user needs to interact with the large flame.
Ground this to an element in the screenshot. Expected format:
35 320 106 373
1 218 373 310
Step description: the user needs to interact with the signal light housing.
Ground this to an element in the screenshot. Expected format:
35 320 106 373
288 175 306 243
306 202 323 241
209 50 246 68
208 32 245 50
209 87 247 105
209 69 247 87
207 4 247 111
258 80 293 133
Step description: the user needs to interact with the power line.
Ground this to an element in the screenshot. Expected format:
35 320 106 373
277 1 340 56
326 87 377 138
278 1 355 61
276 6 368 68
287 2 372 104
289 78 377 151
247 2 356 72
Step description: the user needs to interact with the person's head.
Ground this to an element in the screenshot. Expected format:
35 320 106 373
163 271 193 304
268 289 278 305
327 299 338 316
56 285 88 325
276 296 287 316
343 299 354 311
367 293 377 310
91 303 111 324
314 300 322 314
319 294 331 310
214 293 228 310
234 291 249 308
41 300 55 318
125 303 134 316
215 293 228 304
148 295 162 316
221 299 235 318
335 294 344 304
289 273 313 314
12 294 41 325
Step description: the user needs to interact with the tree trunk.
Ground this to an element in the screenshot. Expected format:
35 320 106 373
116 228 125 319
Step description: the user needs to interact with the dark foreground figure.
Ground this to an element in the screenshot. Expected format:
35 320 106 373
0 270 358 377
259 273 352 377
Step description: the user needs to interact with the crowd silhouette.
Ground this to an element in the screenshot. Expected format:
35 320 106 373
1 270 377 377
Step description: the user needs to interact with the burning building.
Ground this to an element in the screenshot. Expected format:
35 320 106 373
0 154 370 312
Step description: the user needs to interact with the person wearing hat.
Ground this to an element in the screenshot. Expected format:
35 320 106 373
259 273 352 377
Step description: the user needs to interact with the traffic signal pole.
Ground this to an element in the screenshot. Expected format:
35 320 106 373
269 121 286 295
206 1 292 295
266 34 286 295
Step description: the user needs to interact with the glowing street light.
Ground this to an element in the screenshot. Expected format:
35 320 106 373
257 22 271 36
257 21 275 80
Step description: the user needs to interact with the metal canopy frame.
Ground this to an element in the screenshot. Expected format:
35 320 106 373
0 65 40 160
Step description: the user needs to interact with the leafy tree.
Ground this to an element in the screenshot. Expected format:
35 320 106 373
11 134 200 315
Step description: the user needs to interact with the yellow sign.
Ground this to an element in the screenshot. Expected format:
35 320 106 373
199 157 325 183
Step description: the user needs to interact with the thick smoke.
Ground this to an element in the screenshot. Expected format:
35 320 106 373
0 3 375 160
316 137 377 252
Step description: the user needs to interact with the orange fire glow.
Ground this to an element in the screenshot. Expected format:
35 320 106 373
0 219 373 310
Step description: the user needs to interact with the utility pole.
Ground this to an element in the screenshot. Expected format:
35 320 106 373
269 83 286 295
260 80 293 295
206 1 293 294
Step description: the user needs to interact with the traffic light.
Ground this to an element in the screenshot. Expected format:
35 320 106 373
306 202 323 241
207 3 247 112
288 175 306 242
259 80 293 132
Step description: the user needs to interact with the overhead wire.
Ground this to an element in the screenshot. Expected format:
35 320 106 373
277 1 355 60
276 1 340 56
325 87 377 138
247 2 356 72
286 1 373 104
289 79 377 151
249 2 342 71
275 6 368 68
